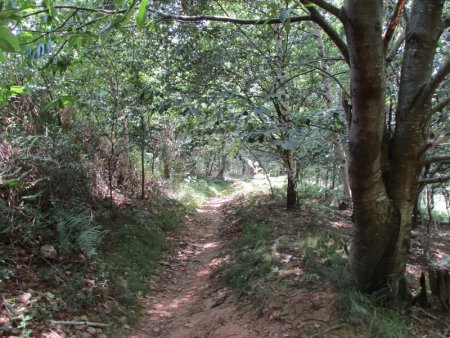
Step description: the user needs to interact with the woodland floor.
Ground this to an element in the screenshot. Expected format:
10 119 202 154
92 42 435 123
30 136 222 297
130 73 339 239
130 188 450 338
128 192 353 338
2 181 449 337
130 195 270 338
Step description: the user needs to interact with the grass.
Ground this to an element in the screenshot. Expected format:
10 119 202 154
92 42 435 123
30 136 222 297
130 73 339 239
95 199 184 336
334 288 410 338
170 177 231 209
296 227 412 337
217 191 419 338
216 217 279 308
297 229 349 288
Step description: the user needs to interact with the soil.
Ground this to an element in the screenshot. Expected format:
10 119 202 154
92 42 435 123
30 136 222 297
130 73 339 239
130 191 450 338
130 196 310 338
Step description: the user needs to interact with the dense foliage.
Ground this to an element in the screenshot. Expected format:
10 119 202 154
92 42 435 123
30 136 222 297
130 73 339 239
0 0 449 336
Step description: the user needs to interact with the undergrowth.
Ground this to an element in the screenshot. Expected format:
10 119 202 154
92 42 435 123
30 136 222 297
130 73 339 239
334 288 410 338
218 193 418 338
96 199 185 336
216 218 279 309
170 177 231 209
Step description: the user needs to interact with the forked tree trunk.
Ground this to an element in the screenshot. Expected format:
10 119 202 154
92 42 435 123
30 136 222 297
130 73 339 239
343 0 444 296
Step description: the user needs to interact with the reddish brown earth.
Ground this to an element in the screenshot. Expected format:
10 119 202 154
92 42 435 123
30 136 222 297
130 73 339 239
130 196 315 338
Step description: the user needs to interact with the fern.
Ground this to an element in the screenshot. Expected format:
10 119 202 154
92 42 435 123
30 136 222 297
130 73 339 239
55 207 104 258
76 223 104 258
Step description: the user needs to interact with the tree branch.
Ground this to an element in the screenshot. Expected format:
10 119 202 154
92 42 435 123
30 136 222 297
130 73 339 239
444 15 450 29
305 6 349 64
432 95 450 113
428 58 450 95
50 320 110 328
386 30 405 61
383 0 407 54
151 9 311 25
419 173 450 184
301 0 342 19
39 40 68 71
423 154 450 166
22 6 125 18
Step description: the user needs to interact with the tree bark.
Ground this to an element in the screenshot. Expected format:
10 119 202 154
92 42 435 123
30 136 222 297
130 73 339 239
140 112 145 199
216 152 227 179
343 0 398 292
343 0 445 295
162 119 173 179
386 0 444 297
272 24 299 210
313 23 351 198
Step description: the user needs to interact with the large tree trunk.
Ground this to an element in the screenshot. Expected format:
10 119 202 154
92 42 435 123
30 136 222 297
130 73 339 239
343 0 444 295
386 0 444 297
344 0 399 292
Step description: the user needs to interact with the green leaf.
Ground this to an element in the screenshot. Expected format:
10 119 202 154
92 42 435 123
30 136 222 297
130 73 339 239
283 19 291 35
0 52 4 62
45 95 75 110
60 95 75 107
0 179 22 189
44 0 56 17
9 86 26 94
280 139 298 150
0 26 19 52
136 0 149 29
279 8 292 23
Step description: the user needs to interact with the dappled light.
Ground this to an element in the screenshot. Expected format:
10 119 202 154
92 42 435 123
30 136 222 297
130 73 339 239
1 0 449 337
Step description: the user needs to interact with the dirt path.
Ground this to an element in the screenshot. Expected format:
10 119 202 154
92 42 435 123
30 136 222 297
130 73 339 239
130 196 270 338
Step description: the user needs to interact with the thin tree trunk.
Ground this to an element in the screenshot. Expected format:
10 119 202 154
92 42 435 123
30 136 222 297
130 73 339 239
216 153 227 179
162 120 173 180
141 113 145 200
272 24 298 209
247 147 274 197
313 23 350 198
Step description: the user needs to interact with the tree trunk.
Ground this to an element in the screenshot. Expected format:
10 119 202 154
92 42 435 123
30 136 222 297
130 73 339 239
343 0 444 296
343 0 399 292
386 0 444 296
162 120 173 180
313 23 351 198
284 149 298 210
286 171 297 209
428 256 450 311
272 24 299 210
141 113 145 200
216 153 227 179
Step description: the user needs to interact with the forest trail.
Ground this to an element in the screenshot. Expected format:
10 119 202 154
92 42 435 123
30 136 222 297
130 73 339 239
130 194 287 338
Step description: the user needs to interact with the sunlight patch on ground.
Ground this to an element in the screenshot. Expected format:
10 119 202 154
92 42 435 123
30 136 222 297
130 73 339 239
406 264 422 278
196 268 211 277
209 257 227 267
151 290 196 317
230 175 287 196
330 221 351 229
201 242 219 249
